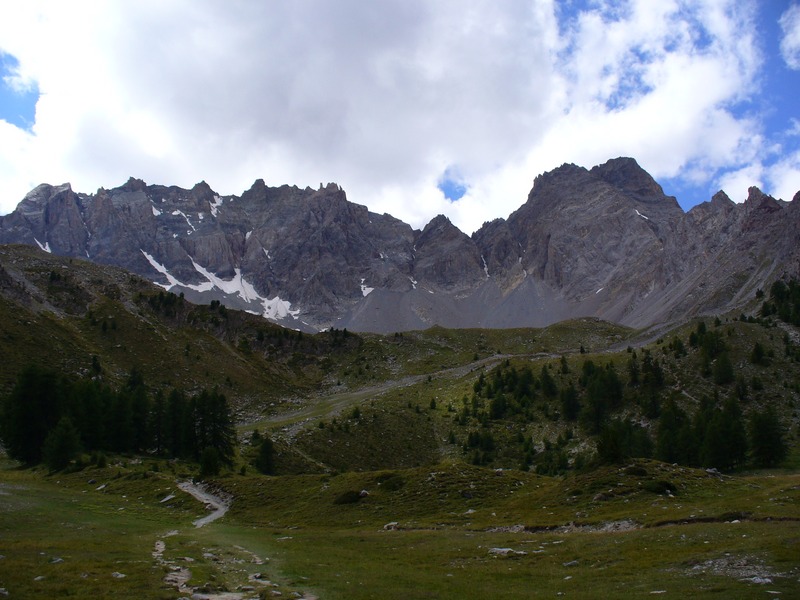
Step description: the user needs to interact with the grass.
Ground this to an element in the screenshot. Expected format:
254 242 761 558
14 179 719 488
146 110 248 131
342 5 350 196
5 457 797 599
263 521 800 599
0 465 177 599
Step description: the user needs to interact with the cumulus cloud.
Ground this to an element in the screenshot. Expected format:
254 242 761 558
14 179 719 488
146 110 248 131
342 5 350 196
0 0 793 233
780 3 800 69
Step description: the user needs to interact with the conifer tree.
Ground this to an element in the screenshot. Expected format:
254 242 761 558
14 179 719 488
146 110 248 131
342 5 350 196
656 398 688 464
713 352 734 385
749 407 787 467
0 365 66 464
255 435 276 475
42 416 82 472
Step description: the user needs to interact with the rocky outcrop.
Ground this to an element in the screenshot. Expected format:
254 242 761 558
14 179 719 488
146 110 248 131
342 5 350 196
1 157 798 332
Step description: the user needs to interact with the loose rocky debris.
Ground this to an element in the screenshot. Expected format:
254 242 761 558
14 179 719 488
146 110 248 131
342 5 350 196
687 553 785 585
489 519 641 535
488 547 527 557
153 532 317 599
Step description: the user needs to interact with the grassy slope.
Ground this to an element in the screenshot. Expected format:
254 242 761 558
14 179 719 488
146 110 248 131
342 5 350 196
2 245 800 598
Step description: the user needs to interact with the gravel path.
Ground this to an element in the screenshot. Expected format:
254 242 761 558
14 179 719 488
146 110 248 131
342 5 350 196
177 480 231 527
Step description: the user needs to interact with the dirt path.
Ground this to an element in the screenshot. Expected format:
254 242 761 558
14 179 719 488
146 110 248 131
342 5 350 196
177 480 231 527
260 353 522 437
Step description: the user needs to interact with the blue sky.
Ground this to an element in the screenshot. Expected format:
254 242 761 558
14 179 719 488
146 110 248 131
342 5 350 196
0 53 37 131
1 1 799 232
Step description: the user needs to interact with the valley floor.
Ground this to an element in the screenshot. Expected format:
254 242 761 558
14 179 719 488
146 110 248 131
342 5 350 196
1 457 798 599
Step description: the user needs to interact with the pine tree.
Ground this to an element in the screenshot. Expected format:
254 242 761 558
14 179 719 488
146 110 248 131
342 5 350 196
700 396 747 470
150 390 166 455
199 446 221 478
123 369 149 443
713 351 734 385
750 342 767 365
560 383 580 421
255 436 276 475
749 407 787 467
0 365 67 464
656 398 688 464
42 416 82 472
165 389 190 458
194 389 236 465
540 365 557 398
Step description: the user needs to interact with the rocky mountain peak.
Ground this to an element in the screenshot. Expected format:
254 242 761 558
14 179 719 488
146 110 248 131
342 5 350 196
710 190 735 209
241 178 268 204
589 157 666 203
745 186 782 214
121 177 147 192
16 183 67 218
419 214 456 235
1 158 798 333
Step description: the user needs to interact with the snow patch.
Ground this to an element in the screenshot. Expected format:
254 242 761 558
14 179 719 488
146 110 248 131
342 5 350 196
190 259 260 302
481 255 490 278
141 250 186 291
360 278 374 297
34 238 51 253
209 195 223 217
635 209 650 221
596 287 604 294
171 210 196 232
152 205 162 216
261 296 300 320
409 276 417 290
245 230 252 241
141 250 301 321
263 249 271 260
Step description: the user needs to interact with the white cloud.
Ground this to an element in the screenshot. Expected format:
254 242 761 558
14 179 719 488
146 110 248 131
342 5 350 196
717 164 764 202
0 0 791 235
766 151 800 202
780 4 800 69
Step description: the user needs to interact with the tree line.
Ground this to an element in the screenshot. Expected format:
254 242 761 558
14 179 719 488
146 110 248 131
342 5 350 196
0 365 236 472
464 322 788 472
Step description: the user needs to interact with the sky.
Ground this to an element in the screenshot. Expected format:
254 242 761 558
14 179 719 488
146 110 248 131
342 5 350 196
0 1 799 235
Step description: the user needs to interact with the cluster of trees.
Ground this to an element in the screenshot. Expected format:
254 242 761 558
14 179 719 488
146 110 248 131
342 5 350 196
462 314 789 472
0 365 236 472
688 321 734 383
655 395 786 469
144 289 185 318
760 279 800 325
469 356 660 434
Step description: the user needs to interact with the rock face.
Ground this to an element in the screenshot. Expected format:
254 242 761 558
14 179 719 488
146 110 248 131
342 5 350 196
2 157 798 332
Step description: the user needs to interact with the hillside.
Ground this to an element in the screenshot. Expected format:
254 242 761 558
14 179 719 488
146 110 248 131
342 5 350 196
2 242 798 474
1 243 799 598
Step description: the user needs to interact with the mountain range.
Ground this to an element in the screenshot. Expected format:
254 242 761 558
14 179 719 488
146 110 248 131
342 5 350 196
1 157 798 332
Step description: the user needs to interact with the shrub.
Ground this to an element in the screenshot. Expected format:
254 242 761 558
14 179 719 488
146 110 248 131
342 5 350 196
333 490 362 505
643 480 677 495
